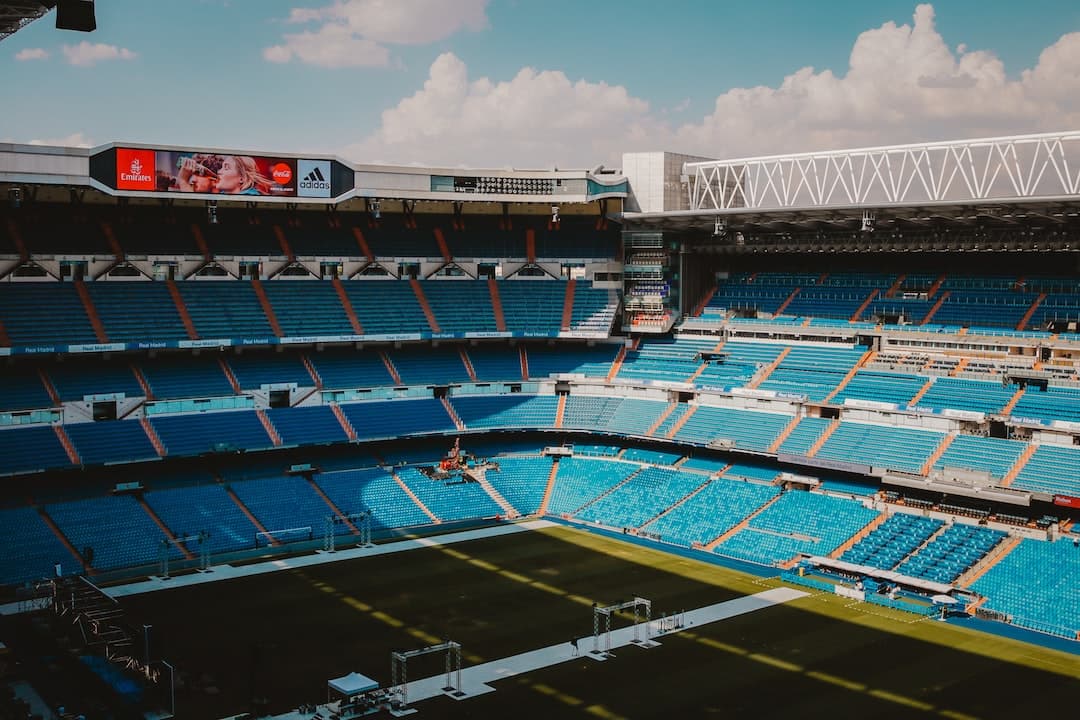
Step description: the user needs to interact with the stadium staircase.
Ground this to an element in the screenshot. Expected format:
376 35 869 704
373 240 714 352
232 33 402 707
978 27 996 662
474 474 520 519
5 218 29 262
1016 293 1046 331
560 279 576 331
1000 443 1038 487
691 285 718 317
458 347 478 382
301 354 323 387
137 496 195 560
487 279 508 332
646 402 678 437
925 273 947 299
605 345 628 381
949 358 970 376
635 475 714 530
666 404 698 438
908 377 935 406
331 276 364 334
380 351 403 385
747 347 791 389
53 425 80 466
166 278 199 340
74 280 109 343
38 368 60 405
958 535 1021 588
767 416 803 453
307 479 360 535
703 492 784 551
190 223 212 262
330 403 357 440
686 360 710 383
139 417 166 457
907 521 951 560
554 395 567 429
774 287 801 315
351 227 375 262
1001 387 1026 415
225 485 280 546
828 512 888 559
850 289 879 321
100 220 124 260
255 409 283 447
409 278 441 333
884 274 906 297
920 290 951 324
537 458 560 515
250 279 284 337
220 358 243 394
805 419 840 457
390 470 441 523
441 398 465 431
525 228 536 264
518 346 529 380
433 227 453 263
823 350 876 403
919 432 956 475
572 468 643 517
272 225 295 262
37 506 88 574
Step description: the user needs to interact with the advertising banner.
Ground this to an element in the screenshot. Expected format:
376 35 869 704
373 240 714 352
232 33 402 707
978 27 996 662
297 159 332 198
1053 495 1080 509
115 148 297 196
116 148 156 191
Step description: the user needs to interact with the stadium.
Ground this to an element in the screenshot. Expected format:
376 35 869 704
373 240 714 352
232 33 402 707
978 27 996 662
1 3 1080 720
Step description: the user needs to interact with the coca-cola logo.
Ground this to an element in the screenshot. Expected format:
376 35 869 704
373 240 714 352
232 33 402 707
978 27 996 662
271 162 293 185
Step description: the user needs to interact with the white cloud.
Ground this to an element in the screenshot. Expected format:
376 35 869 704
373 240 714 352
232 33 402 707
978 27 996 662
266 0 488 67
345 52 656 167
344 4 1080 168
264 23 388 67
15 48 49 61
61 42 136 67
670 4 1080 158
26 132 93 148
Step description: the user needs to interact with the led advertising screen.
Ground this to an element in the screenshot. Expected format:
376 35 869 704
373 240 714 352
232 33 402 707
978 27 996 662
297 159 332 198
115 148 298 197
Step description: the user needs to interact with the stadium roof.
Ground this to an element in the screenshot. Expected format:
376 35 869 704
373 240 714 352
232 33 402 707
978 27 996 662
623 130 1080 232
0 0 55 42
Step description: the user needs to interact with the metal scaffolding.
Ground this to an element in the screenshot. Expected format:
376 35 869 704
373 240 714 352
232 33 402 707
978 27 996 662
390 640 463 710
591 597 652 656
323 510 373 552
157 531 211 578
686 131 1080 213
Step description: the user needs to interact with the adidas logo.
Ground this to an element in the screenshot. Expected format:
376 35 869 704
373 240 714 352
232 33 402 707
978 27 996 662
299 166 330 190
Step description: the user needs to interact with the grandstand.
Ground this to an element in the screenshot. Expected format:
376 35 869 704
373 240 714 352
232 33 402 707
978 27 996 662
0 131 1079 719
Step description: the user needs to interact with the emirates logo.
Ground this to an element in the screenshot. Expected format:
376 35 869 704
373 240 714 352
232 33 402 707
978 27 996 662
120 154 152 184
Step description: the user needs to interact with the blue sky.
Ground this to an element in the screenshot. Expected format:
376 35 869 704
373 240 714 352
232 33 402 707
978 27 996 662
2 1 1079 167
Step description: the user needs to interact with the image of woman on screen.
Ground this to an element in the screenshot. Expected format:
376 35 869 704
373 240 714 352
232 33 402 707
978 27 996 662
175 154 271 195
214 155 273 195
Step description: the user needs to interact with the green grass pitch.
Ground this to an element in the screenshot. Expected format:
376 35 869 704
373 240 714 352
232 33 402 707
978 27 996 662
118 525 1080 719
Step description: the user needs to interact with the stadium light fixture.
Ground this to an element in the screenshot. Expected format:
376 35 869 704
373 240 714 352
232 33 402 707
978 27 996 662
371 200 381 219
713 217 726 238
861 210 876 233
206 200 217 225
7 187 20 209
551 205 559 223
